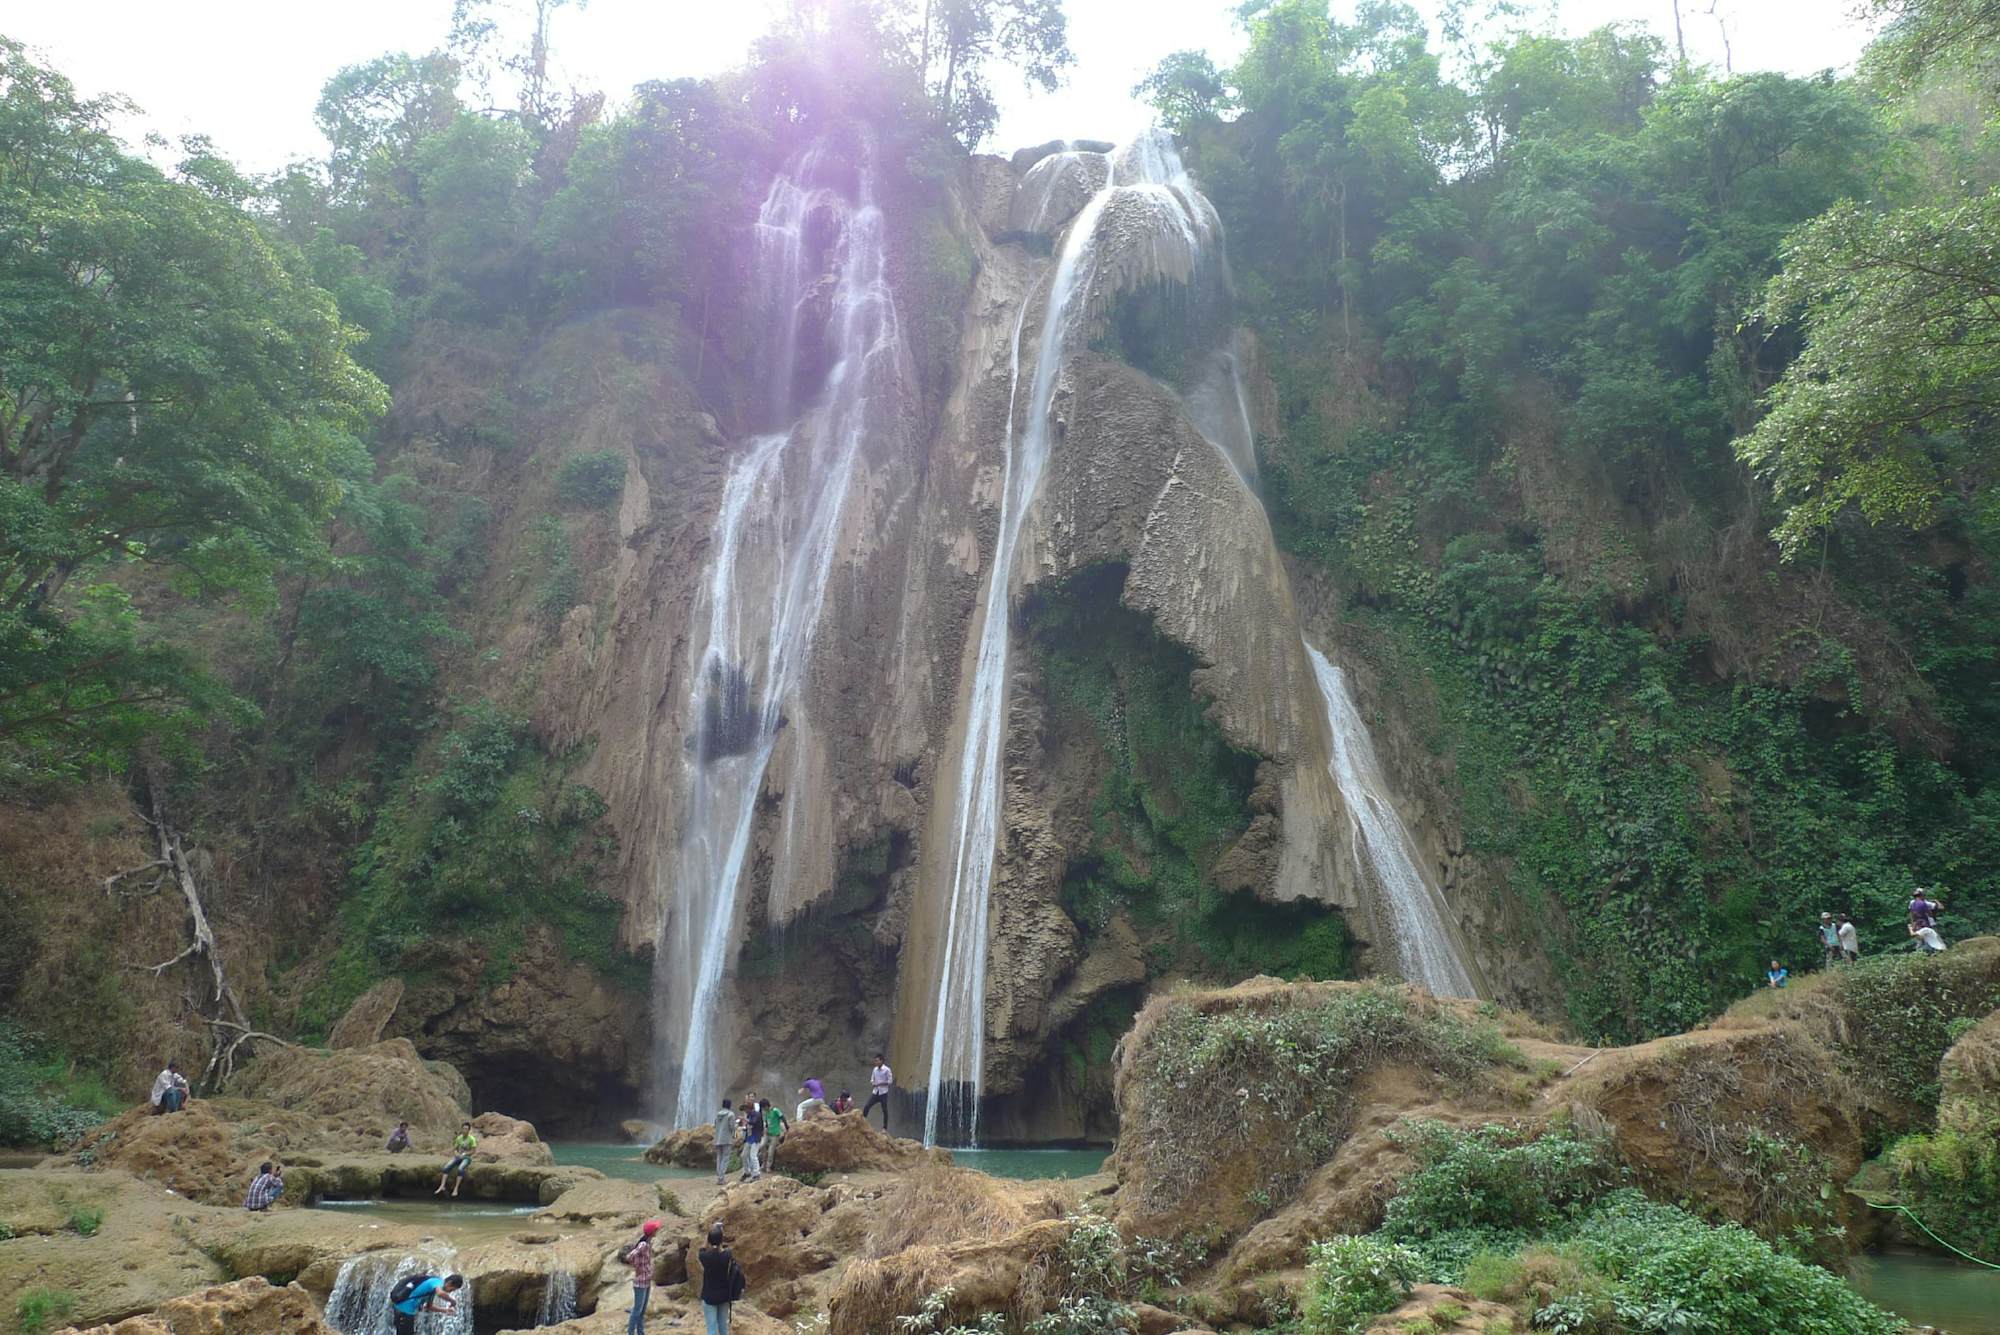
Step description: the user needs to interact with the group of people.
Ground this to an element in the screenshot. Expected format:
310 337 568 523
1766 889 1953 988
710 1055 895 1186
616 1218 745 1335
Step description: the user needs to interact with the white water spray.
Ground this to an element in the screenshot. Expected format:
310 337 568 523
660 145 905 1128
1305 644 1479 996
922 132 1218 1147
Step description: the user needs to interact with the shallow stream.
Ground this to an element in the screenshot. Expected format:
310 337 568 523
1849 1250 2000 1333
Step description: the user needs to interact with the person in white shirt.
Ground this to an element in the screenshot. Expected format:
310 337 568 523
1837 914 1859 962
1909 921 1948 954
863 1054 892 1132
149 1061 189 1114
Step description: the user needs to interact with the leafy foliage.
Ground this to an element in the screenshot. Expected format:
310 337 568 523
554 451 627 508
0 1021 116 1149
1300 1234 1425 1335
14 1289 77 1335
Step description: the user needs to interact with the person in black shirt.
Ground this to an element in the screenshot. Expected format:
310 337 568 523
699 1223 746 1335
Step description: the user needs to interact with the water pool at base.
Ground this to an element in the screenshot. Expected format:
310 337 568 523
309 1197 542 1243
545 1142 1106 1182
1849 1250 2000 1333
943 1148 1107 1179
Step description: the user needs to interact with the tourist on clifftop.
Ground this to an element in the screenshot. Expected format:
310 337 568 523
865 1054 893 1131
714 1097 738 1186
797 1077 827 1122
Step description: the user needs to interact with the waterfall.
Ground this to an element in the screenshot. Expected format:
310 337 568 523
659 143 906 1127
1304 644 1479 996
922 130 1218 1147
1184 337 1258 488
324 1253 471 1335
536 1269 578 1326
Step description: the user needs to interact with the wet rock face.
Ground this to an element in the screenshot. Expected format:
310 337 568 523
326 978 405 1049
1009 151 1110 239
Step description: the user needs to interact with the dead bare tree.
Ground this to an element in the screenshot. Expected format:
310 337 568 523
102 765 282 1090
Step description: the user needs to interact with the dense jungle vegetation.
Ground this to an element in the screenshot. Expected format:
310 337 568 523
3 0 2000 1115
1144 0 2000 1041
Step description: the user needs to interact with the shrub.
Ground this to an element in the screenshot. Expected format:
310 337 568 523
1569 1190 1902 1334
1458 1252 1523 1302
1886 1111 2000 1257
1380 1121 1613 1243
0 1022 114 1149
1300 1235 1424 1335
15 1289 77 1335
555 450 627 508
65 1205 102 1236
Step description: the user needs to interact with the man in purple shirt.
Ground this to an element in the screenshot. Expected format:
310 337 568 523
796 1077 827 1122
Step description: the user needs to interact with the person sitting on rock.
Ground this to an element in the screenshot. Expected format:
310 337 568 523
149 1060 189 1115
435 1121 477 1197
618 1218 662 1335
796 1077 827 1123
390 1272 463 1335
1909 920 1949 954
244 1161 283 1212
385 1120 411 1154
1766 960 1788 989
832 1090 853 1115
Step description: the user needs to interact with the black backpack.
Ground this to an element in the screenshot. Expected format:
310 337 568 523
388 1274 434 1307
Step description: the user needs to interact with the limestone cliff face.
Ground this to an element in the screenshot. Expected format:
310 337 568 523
524 142 1509 1133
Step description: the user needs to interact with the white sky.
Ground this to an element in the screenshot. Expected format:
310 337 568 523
7 0 1876 171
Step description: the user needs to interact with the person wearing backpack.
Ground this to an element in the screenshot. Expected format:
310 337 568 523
616 1218 662 1335
388 1272 463 1335
699 1223 747 1335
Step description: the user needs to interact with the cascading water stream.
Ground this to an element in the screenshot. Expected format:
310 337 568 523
660 146 905 1128
325 1252 472 1335
922 132 1217 1147
536 1269 578 1326
1304 644 1479 996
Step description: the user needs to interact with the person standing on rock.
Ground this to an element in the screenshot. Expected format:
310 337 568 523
389 1273 463 1335
1910 887 1943 931
740 1096 765 1182
699 1222 747 1335
714 1097 739 1186
243 1161 283 1212
436 1121 477 1197
1838 913 1860 963
1818 913 1841 969
618 1218 661 1335
864 1054 893 1131
149 1060 188 1114
762 1098 788 1169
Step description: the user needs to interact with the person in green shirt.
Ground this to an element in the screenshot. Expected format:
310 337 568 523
435 1121 478 1197
762 1099 788 1169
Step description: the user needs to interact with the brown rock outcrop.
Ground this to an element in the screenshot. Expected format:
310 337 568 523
471 1110 557 1166
61 1103 241 1203
225 1037 470 1142
767 1111 948 1175
57 1277 334 1335
697 1177 840 1283
326 978 405 1049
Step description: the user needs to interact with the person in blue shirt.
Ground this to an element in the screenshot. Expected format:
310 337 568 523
392 1273 464 1335
1766 960 1788 989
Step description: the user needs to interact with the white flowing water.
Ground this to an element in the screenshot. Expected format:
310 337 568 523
922 131 1218 1147
1184 338 1258 488
536 1268 578 1325
1305 644 1479 996
660 145 905 1127
325 1253 471 1335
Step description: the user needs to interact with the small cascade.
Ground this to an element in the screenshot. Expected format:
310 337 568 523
324 1253 471 1335
1184 335 1259 487
1304 644 1480 996
659 142 908 1127
923 129 1219 1148
536 1269 578 1326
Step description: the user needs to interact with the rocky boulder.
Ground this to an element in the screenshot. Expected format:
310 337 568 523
472 1111 556 1166
326 978 405 1049
768 1111 948 1175
226 1038 470 1143
55 1277 334 1335
696 1176 840 1284
59 1103 241 1203
642 1126 714 1169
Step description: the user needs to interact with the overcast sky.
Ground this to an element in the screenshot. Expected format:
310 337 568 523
9 1 1878 171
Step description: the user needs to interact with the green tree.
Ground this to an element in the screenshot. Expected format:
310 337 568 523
921 0 1073 145
0 39 386 774
1133 50 1232 135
